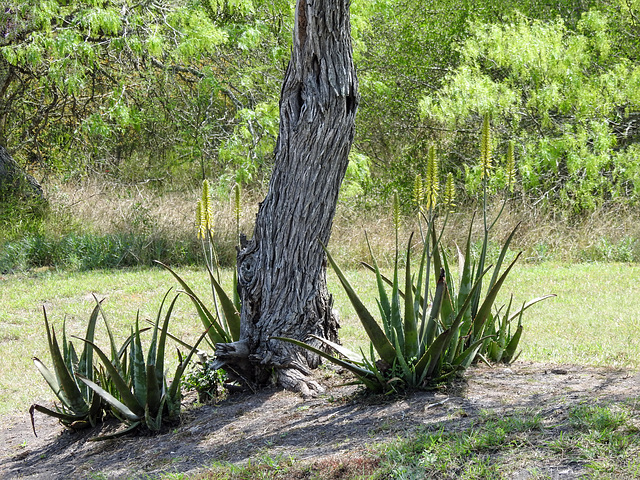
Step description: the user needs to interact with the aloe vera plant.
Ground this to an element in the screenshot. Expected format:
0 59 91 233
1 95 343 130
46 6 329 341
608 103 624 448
75 291 210 439
30 302 103 434
276 227 492 392
152 181 241 350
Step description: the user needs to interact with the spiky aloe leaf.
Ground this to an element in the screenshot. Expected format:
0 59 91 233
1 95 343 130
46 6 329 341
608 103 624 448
389 249 404 353
145 363 162 418
416 265 489 380
403 234 418 360
156 261 229 345
42 311 88 416
424 269 446 347
29 404 87 430
145 397 166 432
415 327 451 382
145 362 163 421
79 301 101 379
455 335 494 369
506 295 556 323
207 264 241 341
92 295 122 374
32 357 63 405
155 293 180 390
73 336 144 418
360 262 408 300
486 223 521 294
457 216 475 332
321 242 396 366
272 336 382 391
130 320 147 408
501 324 523 364
472 252 522 339
365 233 392 325
76 374 140 422
308 334 364 364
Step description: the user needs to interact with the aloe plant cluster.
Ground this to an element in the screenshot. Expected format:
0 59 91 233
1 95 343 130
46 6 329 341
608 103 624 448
278 116 553 392
31 292 208 440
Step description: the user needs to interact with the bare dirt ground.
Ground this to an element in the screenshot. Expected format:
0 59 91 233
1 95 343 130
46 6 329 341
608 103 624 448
1 362 639 480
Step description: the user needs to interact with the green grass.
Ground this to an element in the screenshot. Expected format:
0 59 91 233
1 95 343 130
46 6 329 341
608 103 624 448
371 402 640 479
498 263 640 368
2 262 640 417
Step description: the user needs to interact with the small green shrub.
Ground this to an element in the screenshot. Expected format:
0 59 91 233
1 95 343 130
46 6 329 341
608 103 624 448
182 360 227 403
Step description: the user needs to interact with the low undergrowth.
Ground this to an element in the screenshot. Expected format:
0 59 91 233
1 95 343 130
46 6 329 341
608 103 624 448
378 402 640 479
3 178 640 274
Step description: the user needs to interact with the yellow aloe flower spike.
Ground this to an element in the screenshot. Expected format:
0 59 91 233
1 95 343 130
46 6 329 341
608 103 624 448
196 200 204 240
506 140 516 193
480 113 492 179
413 174 424 210
199 180 214 240
443 172 456 212
425 146 439 211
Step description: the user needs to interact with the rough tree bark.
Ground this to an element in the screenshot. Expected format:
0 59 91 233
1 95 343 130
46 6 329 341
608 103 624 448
0 144 44 203
215 0 358 395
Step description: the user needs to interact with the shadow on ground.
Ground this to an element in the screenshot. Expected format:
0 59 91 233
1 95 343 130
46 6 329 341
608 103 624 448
1 362 639 479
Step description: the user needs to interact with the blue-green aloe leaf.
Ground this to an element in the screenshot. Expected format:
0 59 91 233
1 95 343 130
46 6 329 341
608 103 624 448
321 242 397 365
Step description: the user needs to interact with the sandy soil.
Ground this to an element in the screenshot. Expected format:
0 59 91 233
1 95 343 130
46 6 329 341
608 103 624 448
1 362 639 479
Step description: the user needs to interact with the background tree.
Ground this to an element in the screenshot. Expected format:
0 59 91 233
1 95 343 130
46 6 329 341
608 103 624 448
0 0 292 189
215 0 358 395
420 10 640 212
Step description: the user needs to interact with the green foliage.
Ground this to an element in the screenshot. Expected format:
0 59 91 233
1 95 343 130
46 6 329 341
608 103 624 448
0 232 202 273
182 360 227 403
0 0 292 188
420 10 640 211
380 411 544 478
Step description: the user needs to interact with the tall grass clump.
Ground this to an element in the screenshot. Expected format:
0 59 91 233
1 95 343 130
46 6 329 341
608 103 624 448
0 232 202 273
278 115 553 392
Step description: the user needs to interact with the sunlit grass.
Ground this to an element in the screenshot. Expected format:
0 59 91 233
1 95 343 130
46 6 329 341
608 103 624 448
1 262 639 416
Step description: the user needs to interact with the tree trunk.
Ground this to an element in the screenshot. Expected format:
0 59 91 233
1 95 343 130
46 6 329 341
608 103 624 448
215 0 358 396
0 144 45 203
